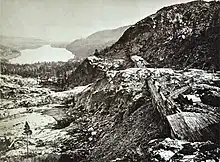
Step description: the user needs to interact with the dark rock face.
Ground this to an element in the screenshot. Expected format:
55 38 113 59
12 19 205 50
68 56 126 87
69 1 220 88
67 57 106 87
62 1 220 161
66 69 171 161
98 1 220 71
64 68 220 161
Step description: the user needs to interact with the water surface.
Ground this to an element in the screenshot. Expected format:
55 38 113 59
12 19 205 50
10 45 73 64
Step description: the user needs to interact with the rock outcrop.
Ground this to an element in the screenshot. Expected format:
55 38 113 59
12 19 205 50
1 67 220 161
69 1 220 88
148 138 220 161
1 1 220 162
66 68 220 161
63 1 220 161
100 0 220 71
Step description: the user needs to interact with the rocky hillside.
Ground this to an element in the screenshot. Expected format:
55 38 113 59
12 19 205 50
1 68 219 162
68 68 220 161
66 26 130 58
96 0 220 71
1 1 220 162
62 1 220 161
69 0 220 87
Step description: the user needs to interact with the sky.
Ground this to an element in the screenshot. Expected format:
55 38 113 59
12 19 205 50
0 0 210 42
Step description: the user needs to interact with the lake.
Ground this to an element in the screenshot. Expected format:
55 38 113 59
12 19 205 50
10 45 74 64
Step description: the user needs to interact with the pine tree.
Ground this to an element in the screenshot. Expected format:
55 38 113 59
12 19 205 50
94 49 99 56
23 121 32 157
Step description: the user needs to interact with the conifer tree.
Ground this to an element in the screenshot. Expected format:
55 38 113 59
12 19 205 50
23 121 32 156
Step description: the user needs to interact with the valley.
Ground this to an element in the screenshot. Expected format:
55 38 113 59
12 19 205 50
0 0 220 161
0 74 88 161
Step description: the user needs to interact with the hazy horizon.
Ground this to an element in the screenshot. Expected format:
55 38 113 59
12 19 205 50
0 0 212 42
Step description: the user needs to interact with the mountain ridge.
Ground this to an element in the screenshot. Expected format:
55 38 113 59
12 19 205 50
1 1 220 162
0 44 21 61
64 1 220 159
0 35 48 50
98 0 220 70
66 25 130 58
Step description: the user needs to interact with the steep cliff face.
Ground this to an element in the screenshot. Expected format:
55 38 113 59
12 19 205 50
69 1 220 87
98 1 220 70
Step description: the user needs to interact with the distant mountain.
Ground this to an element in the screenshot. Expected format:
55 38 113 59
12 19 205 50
50 41 70 48
0 35 48 50
0 44 20 61
66 25 130 58
1 1 220 162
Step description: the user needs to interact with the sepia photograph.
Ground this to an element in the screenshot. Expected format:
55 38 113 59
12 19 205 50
0 0 220 161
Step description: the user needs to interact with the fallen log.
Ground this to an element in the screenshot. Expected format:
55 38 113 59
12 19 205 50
147 77 220 143
147 79 179 118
